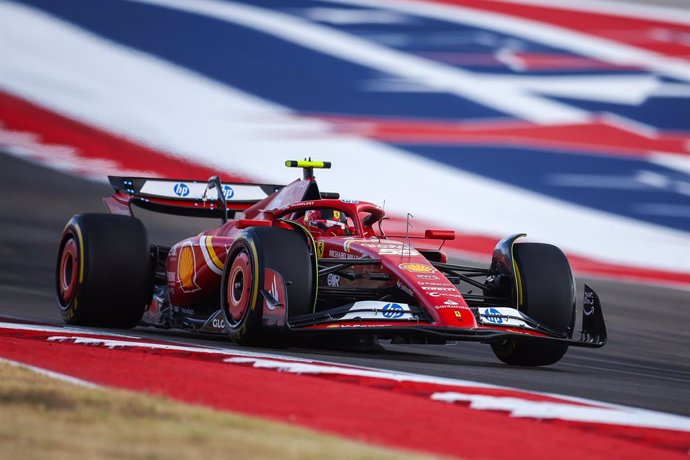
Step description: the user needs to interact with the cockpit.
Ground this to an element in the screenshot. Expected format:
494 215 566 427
284 201 385 238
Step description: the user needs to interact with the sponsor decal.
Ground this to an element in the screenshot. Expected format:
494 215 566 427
396 280 414 297
177 244 200 292
212 318 225 328
263 269 285 311
327 273 340 287
339 301 413 321
444 299 459 306
428 292 464 298
381 248 420 256
173 182 190 197
329 249 357 259
361 242 419 256
483 308 504 324
382 303 404 319
584 290 595 316
286 201 314 210
343 239 355 252
340 199 359 204
421 286 457 291
478 307 532 328
222 184 234 199
454 311 463 319
418 281 451 286
362 243 402 249
399 263 435 273
416 274 440 280
327 324 385 328
317 241 325 258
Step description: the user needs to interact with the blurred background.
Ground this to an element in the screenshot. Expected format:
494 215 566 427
2 0 690 421
1 0 689 287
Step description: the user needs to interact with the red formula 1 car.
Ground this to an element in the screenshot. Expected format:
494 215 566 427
56 161 606 366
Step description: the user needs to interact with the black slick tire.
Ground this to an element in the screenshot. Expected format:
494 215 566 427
220 226 314 346
55 213 153 328
491 242 576 366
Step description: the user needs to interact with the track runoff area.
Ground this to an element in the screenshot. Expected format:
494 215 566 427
1 0 690 458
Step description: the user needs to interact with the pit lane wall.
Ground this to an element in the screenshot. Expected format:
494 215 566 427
1 0 689 286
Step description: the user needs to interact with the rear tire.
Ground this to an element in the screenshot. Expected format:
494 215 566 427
55 214 153 328
491 242 575 366
221 226 314 345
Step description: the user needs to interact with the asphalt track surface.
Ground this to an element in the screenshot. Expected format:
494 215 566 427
1 152 689 417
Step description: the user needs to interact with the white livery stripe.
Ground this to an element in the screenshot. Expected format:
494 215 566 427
199 236 223 275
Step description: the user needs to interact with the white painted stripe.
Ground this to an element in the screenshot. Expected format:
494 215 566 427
0 357 99 389
494 0 690 26
328 0 690 83
199 236 224 275
431 392 690 430
1 2 689 274
0 320 142 338
31 331 690 432
651 152 690 175
0 124 157 180
128 0 588 124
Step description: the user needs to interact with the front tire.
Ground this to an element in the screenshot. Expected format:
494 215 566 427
491 242 575 366
220 226 315 345
55 214 153 328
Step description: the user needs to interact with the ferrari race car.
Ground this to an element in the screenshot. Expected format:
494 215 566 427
56 161 607 366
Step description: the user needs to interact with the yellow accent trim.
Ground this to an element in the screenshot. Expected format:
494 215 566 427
514 261 523 308
510 234 526 309
285 160 330 169
205 237 224 271
73 224 85 283
280 219 319 313
248 240 260 310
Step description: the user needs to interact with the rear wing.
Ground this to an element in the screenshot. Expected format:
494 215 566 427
105 176 283 219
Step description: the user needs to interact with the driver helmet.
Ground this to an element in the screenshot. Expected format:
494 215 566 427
304 209 348 234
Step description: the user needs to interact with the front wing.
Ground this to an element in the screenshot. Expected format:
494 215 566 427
287 285 607 349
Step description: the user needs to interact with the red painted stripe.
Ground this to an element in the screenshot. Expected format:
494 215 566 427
1 327 688 459
429 0 690 61
419 51 644 71
0 91 247 182
318 115 690 158
1 91 689 287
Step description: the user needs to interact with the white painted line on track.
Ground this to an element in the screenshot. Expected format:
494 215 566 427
3 318 687 433
0 357 100 389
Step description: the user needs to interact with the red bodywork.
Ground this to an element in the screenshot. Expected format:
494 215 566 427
108 173 552 340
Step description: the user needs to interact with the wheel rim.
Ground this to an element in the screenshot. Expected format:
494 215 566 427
59 237 79 305
226 250 252 324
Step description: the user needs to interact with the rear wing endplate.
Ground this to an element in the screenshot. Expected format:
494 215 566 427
106 176 283 219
